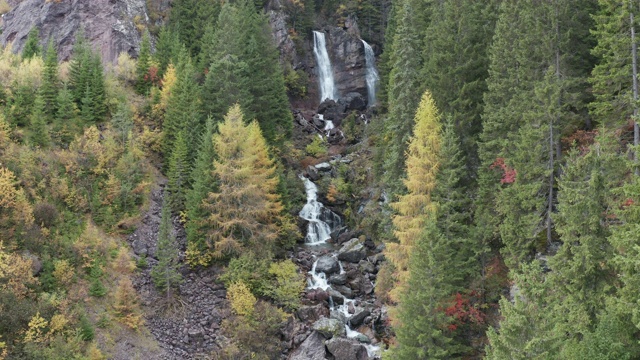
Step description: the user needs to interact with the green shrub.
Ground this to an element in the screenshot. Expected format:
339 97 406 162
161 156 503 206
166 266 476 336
305 136 328 158
220 252 271 296
266 260 304 311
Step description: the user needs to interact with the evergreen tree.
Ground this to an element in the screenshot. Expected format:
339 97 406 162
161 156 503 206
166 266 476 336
41 38 59 121
200 105 285 262
68 30 91 104
28 94 50 148
161 52 202 165
8 84 35 127
52 84 78 146
111 101 134 146
381 0 429 191
22 27 41 60
185 117 217 265
169 0 221 58
201 54 251 123
151 196 182 299
386 215 464 359
166 131 190 213
154 27 181 78
386 90 441 302
421 0 498 170
135 31 152 95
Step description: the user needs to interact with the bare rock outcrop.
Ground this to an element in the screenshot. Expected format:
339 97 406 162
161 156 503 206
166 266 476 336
0 0 167 62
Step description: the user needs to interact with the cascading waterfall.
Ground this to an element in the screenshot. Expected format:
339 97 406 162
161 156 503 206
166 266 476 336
313 31 338 102
361 40 379 106
299 176 342 244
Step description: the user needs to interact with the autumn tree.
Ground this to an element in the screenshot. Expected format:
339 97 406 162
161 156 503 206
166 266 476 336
199 105 287 262
385 90 441 302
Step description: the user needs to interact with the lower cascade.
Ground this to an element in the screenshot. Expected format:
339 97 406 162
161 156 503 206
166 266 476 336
295 174 383 359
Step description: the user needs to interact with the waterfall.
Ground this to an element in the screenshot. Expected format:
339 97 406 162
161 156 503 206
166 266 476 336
299 176 341 244
361 40 379 106
313 31 338 102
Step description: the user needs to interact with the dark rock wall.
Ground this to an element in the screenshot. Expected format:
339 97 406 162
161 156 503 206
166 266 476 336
0 0 166 62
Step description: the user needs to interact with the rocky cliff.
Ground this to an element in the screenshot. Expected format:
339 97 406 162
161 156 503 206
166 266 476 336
0 0 168 62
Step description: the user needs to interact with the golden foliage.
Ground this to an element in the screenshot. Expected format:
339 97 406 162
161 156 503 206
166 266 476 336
155 63 176 115
112 247 135 274
115 52 137 83
24 312 48 343
53 259 75 287
203 105 286 260
0 0 11 15
227 282 257 317
0 242 39 298
113 277 143 329
387 90 442 303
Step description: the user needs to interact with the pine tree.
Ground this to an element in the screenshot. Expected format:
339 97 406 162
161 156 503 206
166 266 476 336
185 117 217 265
135 31 152 95
166 131 190 212
200 105 285 261
41 38 59 121
386 90 441 302
22 27 41 60
28 94 50 148
151 196 182 299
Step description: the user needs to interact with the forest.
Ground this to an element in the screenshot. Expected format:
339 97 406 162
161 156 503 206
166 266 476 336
0 0 640 359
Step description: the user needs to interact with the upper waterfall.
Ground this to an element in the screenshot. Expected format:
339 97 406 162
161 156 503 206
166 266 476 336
361 40 379 106
313 31 338 102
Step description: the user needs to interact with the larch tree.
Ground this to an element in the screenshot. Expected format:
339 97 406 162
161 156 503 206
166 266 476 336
386 90 441 303
200 105 285 262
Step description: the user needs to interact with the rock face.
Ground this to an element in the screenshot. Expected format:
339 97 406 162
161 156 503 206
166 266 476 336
0 0 165 62
324 26 367 101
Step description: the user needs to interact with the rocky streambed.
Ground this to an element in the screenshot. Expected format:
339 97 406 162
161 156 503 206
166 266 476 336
286 173 389 360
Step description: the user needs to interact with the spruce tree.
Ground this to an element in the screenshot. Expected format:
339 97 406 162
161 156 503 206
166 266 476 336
169 0 221 57
386 216 464 359
69 30 91 104
135 31 152 95
166 131 190 213
151 196 182 299
381 0 430 192
29 94 50 148
154 27 181 78
22 27 41 60
111 101 134 146
200 105 285 262
52 84 78 146
386 90 441 302
161 52 202 164
41 38 59 122
185 117 217 265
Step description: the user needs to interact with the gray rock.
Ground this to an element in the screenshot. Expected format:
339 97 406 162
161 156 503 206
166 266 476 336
329 272 348 286
358 260 375 274
131 239 148 256
324 26 368 100
327 289 345 305
306 165 320 181
1 0 162 62
339 92 367 111
312 317 346 339
333 284 354 299
315 162 332 172
349 310 371 328
337 239 367 263
354 333 371 344
289 331 326 360
315 255 340 275
326 338 369 360
296 304 329 323
330 309 347 324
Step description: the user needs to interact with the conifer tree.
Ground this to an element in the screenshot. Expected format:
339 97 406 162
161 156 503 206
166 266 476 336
169 0 221 57
111 101 134 146
185 117 217 265
200 105 285 261
386 90 441 302
135 31 152 95
151 196 182 299
28 94 50 148
386 215 464 360
166 131 190 213
154 27 181 78
41 38 59 121
161 52 202 164
22 27 41 60
381 0 430 191
69 30 91 104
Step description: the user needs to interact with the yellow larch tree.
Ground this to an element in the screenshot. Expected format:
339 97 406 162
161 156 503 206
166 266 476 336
202 105 286 260
386 90 442 303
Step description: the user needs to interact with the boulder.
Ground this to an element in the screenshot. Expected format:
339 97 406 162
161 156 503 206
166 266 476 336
327 289 345 305
315 162 332 172
289 331 326 360
333 284 354 299
358 260 376 274
313 317 346 339
337 239 367 263
339 92 367 111
330 309 347 324
329 272 348 286
306 165 320 181
315 255 340 275
325 338 369 360
349 310 371 328
296 304 330 323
